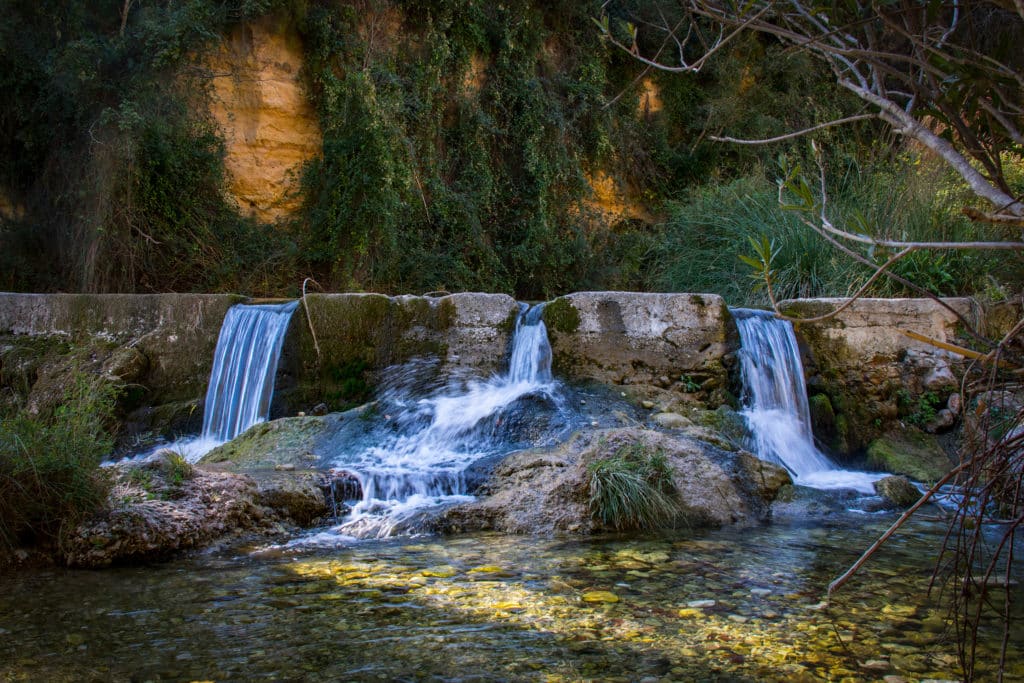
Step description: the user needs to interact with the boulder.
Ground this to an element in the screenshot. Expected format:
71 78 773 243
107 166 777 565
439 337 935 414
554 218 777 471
873 475 921 508
866 429 953 484
434 427 790 535
64 460 272 568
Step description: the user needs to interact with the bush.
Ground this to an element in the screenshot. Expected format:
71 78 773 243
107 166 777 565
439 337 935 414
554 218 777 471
0 373 116 551
587 442 678 530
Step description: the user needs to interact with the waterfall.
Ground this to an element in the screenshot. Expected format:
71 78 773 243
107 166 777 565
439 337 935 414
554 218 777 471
334 303 561 537
202 301 299 442
733 308 881 493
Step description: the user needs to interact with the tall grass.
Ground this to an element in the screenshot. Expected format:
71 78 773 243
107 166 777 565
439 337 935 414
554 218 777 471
0 373 116 551
649 160 1019 305
588 442 678 530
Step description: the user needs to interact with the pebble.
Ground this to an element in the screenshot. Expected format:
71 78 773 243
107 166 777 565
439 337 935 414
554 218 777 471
750 588 771 597
581 591 619 603
687 599 716 608
641 400 655 410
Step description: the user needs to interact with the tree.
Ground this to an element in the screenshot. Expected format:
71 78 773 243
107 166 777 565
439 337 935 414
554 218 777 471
598 0 1023 223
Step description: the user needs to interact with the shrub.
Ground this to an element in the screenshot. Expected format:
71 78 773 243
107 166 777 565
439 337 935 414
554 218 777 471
587 442 678 530
0 373 116 551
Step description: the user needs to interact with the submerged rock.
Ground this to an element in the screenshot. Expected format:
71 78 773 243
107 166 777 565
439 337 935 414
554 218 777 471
873 475 921 509
434 427 790 535
866 429 953 484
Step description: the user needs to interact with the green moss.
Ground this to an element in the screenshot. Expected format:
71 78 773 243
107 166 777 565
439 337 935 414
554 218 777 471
201 416 329 470
866 429 953 484
542 297 581 335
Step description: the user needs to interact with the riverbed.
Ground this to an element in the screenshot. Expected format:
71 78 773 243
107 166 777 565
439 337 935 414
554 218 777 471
2 513 1020 682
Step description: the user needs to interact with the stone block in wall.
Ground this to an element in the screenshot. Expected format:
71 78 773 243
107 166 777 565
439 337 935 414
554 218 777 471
0 293 243 408
277 292 519 413
542 292 737 403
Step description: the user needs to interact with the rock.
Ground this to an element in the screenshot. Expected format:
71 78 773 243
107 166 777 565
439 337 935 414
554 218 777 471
64 465 273 568
102 347 149 383
866 429 953 484
873 475 921 508
201 415 332 469
641 400 655 410
922 362 957 392
923 408 956 434
808 393 848 454
581 591 619 603
311 402 329 416
947 392 962 413
253 471 329 525
205 19 321 222
652 412 692 429
434 427 790 535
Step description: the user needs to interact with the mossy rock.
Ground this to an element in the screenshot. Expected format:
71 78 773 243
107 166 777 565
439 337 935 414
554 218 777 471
808 393 848 454
873 475 920 508
542 297 581 335
866 428 953 484
201 416 331 470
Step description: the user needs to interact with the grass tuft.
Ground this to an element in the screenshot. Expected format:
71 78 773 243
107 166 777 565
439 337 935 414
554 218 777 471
587 442 678 530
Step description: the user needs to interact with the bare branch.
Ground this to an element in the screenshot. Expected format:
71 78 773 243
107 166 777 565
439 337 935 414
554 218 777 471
709 113 877 145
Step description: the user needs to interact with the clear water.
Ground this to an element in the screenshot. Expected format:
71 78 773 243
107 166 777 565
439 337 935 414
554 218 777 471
3 515 1020 682
733 309 883 493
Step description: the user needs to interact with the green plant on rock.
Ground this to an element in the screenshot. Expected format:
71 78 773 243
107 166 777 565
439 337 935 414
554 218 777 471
0 371 116 551
587 441 678 530
157 450 195 487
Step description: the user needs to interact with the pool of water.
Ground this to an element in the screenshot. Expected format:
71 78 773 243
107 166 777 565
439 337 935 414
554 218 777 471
2 514 1021 682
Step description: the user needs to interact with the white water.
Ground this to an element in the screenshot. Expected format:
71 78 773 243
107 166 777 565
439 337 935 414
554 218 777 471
733 309 882 494
333 303 560 538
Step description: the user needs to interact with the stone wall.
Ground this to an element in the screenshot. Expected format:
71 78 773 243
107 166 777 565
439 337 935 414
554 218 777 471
273 293 521 414
0 293 244 409
542 292 738 405
780 297 979 453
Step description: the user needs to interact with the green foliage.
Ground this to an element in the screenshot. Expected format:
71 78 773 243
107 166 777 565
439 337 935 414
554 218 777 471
897 389 943 427
587 441 678 530
157 450 195 487
0 371 116 551
651 158 1020 305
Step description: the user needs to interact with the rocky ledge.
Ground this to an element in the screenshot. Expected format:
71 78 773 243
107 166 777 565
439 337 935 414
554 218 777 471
435 427 791 535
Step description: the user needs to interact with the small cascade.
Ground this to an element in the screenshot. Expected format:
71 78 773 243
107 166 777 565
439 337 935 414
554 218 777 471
733 308 881 493
334 302 561 538
202 301 299 443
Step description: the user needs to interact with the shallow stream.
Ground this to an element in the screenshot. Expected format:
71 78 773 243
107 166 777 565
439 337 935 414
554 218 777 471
3 514 1021 682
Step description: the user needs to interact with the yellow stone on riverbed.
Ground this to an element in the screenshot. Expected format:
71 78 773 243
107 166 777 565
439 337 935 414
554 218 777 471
421 565 459 578
677 608 702 618
581 591 619 603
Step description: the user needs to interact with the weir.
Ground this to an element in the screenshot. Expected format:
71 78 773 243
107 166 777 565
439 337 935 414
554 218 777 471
202 301 299 443
733 308 880 493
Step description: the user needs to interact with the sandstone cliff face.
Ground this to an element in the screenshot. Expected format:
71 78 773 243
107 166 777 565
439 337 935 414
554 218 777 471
205 20 321 223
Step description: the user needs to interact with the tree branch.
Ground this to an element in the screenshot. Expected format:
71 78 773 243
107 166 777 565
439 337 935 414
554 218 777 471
709 113 877 145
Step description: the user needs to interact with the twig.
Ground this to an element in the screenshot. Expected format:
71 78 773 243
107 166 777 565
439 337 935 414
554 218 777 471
302 278 323 364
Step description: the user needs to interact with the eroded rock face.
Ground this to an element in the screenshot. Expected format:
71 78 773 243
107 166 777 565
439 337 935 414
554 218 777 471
781 297 976 453
543 293 737 406
205 20 322 222
434 427 789 535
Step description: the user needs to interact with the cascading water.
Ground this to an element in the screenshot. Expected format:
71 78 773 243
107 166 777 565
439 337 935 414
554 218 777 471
330 303 562 538
733 308 882 493
202 301 299 443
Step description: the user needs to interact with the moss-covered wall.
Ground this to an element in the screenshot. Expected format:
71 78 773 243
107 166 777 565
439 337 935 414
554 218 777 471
275 292 519 413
